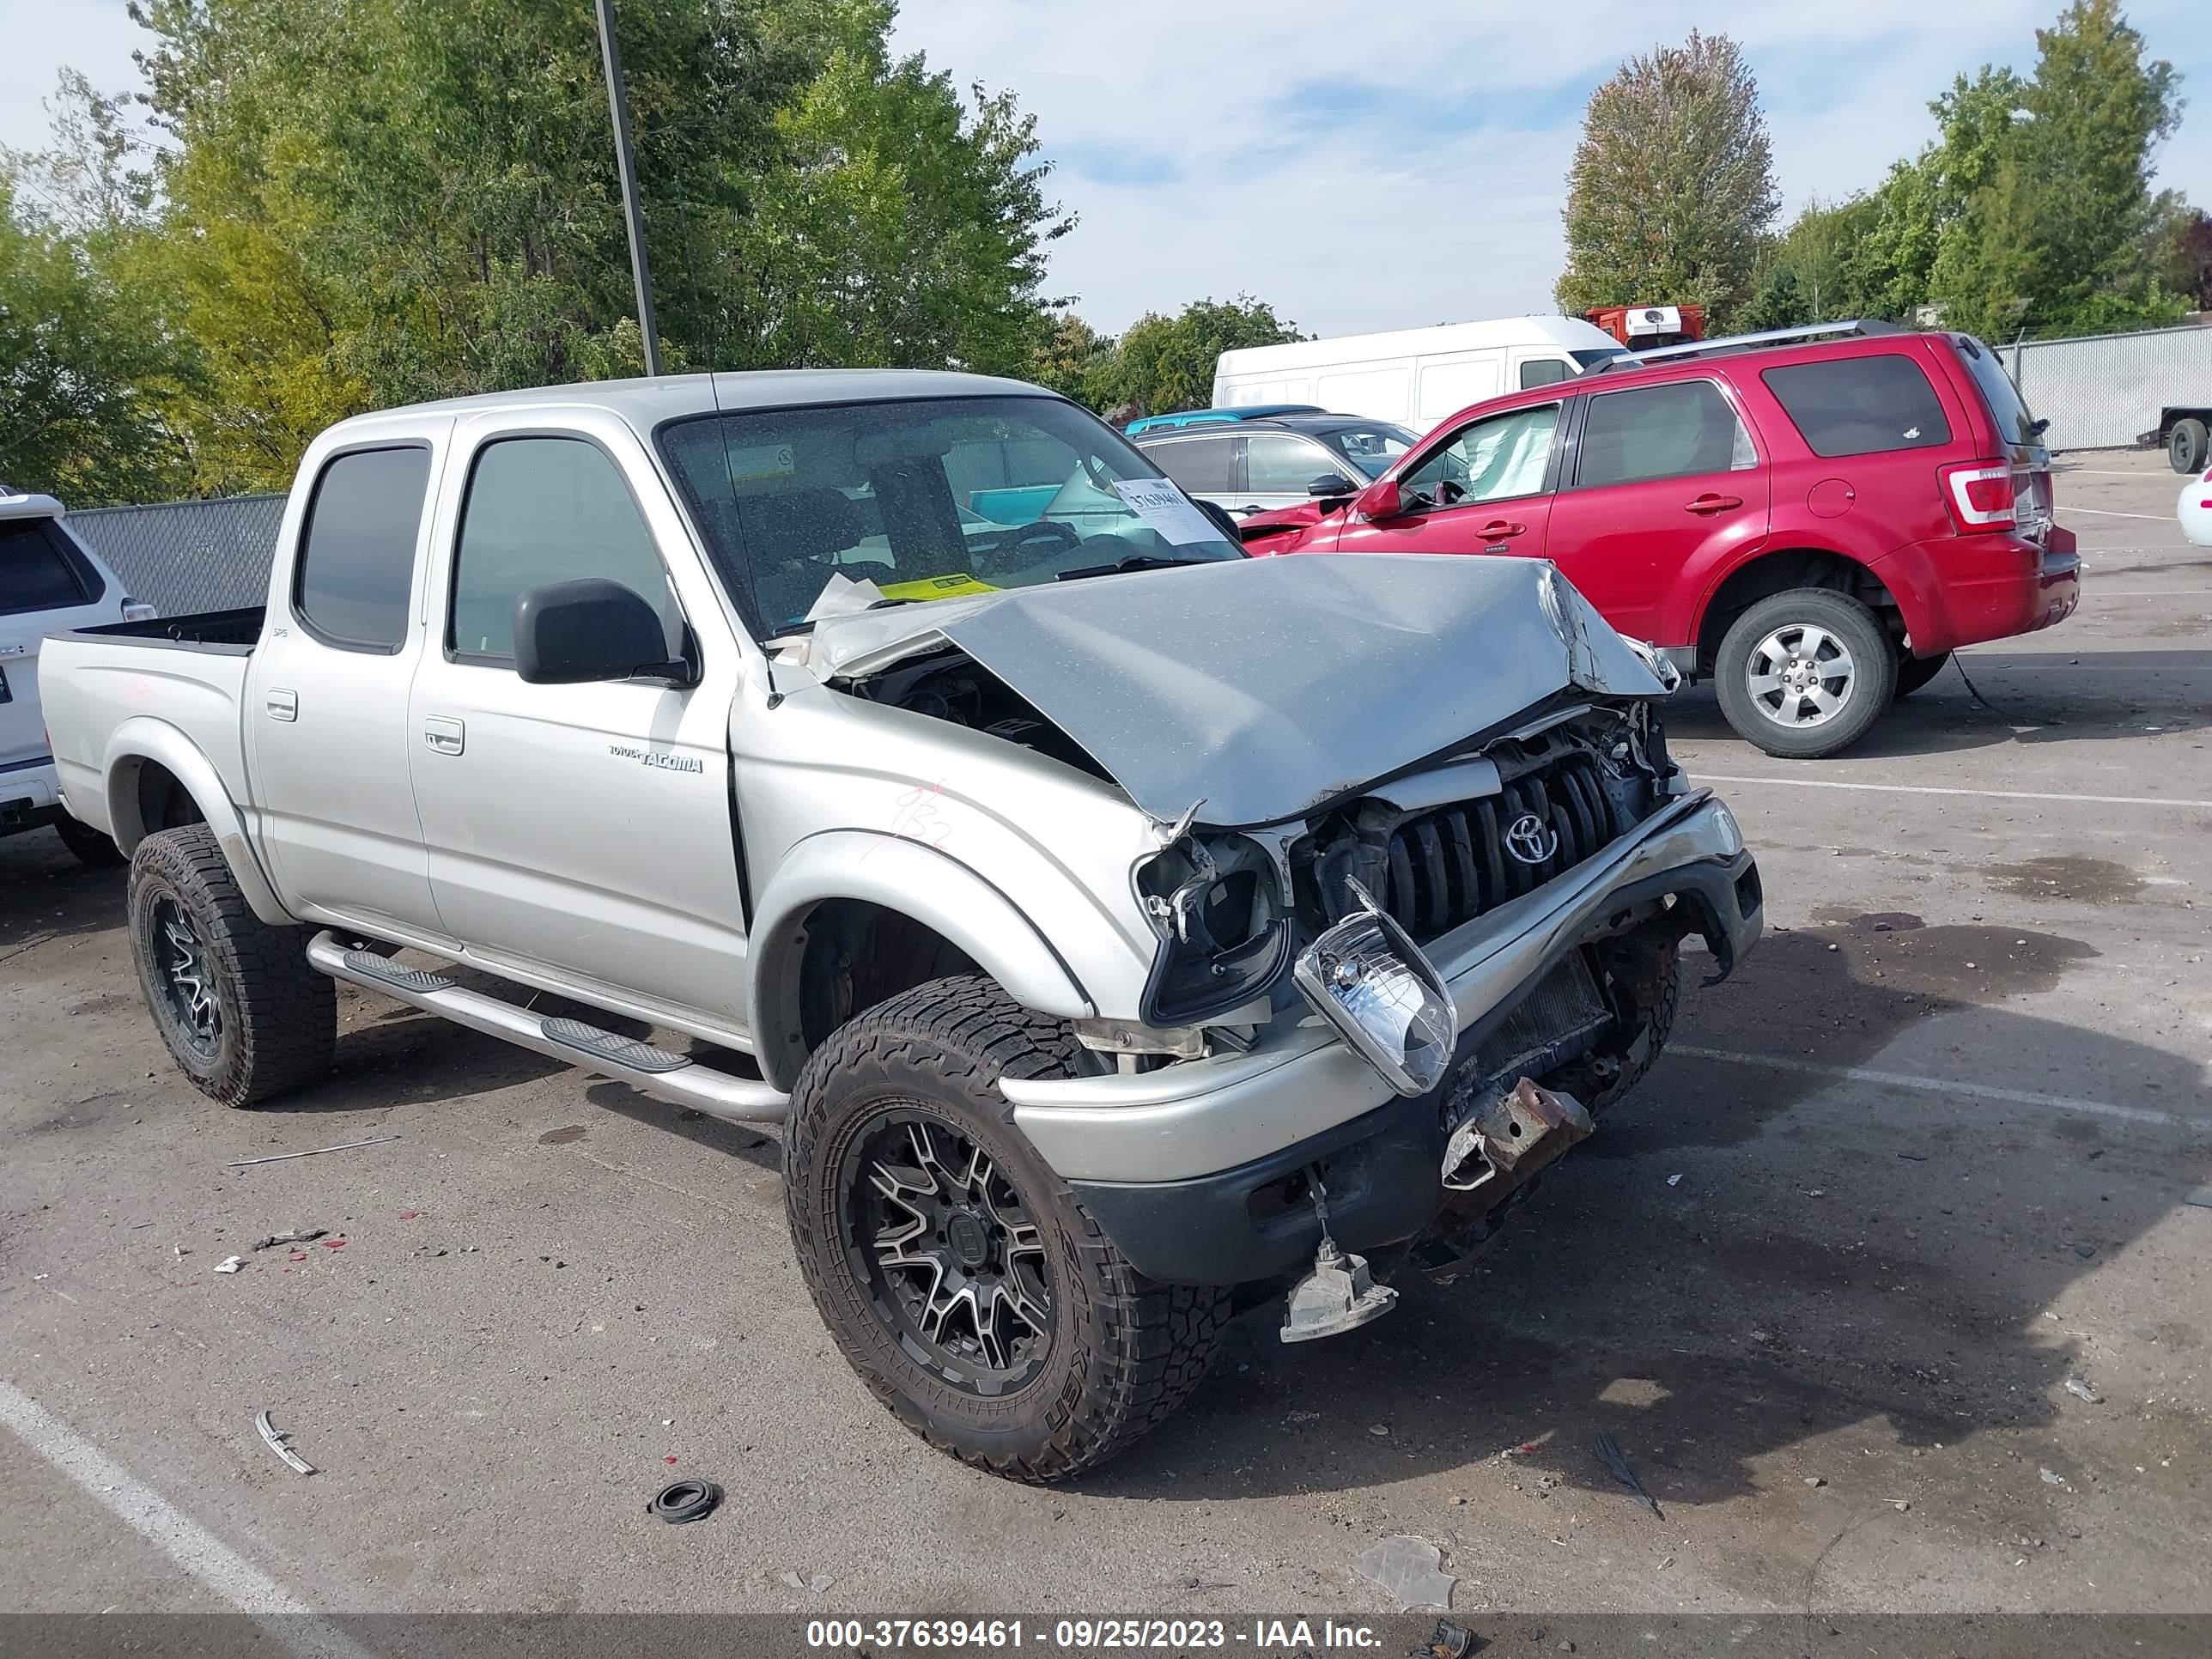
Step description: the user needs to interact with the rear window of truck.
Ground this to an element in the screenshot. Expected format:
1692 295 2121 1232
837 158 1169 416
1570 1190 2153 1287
1759 356 1952 458
2 519 95 616
294 446 432 652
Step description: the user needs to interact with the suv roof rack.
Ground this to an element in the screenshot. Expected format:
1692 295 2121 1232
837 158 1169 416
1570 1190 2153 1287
1124 404 1325 434
1593 319 1906 373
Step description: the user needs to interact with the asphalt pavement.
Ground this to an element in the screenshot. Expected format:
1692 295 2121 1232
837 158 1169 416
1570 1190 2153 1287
2 449 2206 1626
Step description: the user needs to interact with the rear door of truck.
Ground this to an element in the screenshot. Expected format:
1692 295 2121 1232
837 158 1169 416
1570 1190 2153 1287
244 421 453 938
404 408 749 1023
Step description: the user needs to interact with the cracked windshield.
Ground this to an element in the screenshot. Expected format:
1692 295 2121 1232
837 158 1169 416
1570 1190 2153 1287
659 394 1245 633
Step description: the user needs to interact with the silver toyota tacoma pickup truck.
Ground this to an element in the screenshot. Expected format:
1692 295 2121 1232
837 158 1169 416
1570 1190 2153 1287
40 371 1761 1480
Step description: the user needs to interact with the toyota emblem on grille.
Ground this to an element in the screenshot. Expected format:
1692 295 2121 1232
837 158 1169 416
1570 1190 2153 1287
1504 811 1559 866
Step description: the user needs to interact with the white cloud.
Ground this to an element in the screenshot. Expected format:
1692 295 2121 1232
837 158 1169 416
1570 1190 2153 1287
9 1 2208 341
893 0 2212 335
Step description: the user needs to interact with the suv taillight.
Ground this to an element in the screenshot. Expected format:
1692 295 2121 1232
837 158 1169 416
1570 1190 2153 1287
1941 462 2016 531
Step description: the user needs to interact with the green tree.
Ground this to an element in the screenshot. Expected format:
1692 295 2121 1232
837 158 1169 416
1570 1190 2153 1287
1030 311 1110 402
0 75 193 502
1893 6 2183 338
1079 296 1302 418
1738 194 1887 331
1743 6 2191 344
1995 0 2185 334
121 0 1068 491
738 38 1071 375
1554 30 1778 325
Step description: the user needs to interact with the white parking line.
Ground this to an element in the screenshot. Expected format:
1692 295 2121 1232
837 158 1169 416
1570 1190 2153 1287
1689 774 2212 810
1671 1047 2193 1129
2062 506 2180 520
0 1381 375 1658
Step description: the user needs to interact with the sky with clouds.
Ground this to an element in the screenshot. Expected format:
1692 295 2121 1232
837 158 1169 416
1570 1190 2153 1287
9 0 2209 338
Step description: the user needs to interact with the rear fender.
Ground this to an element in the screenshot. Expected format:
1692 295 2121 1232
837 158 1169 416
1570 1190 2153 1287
103 718 291 926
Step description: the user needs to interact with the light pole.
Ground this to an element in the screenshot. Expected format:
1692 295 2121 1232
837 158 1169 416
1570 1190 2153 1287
594 0 663 376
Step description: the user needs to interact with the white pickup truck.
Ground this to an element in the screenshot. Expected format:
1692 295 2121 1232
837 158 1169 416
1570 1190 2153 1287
41 370 1762 1480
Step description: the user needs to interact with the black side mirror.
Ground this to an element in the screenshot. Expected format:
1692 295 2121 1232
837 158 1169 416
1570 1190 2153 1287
514 578 690 685
1194 498 1247 544
1307 473 1358 498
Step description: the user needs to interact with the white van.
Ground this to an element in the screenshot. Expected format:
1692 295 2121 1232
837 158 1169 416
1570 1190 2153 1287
1212 316 1625 433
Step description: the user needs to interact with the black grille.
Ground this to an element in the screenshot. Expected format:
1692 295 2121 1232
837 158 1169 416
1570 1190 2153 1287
1291 751 1645 946
1379 757 1616 938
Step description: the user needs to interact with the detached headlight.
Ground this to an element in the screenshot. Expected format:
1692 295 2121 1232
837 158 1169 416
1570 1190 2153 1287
1133 832 1292 1024
1294 880 1455 1097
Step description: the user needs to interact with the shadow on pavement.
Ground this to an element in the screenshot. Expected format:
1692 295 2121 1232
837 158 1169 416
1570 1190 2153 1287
1103 924 2209 1510
1667 650 2212 758
0 830 124 956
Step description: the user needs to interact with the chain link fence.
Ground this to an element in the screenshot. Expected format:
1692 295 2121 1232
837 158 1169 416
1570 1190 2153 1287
64 495 286 616
2008 323 2212 453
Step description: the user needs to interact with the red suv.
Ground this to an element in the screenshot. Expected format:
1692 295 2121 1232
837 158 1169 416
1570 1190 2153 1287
1239 324 2081 757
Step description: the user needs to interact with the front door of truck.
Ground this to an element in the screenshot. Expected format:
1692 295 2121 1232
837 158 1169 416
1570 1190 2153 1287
246 431 449 938
405 417 749 1023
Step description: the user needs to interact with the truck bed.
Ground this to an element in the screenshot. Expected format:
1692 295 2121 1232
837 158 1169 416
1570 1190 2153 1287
63 606 265 653
40 609 263 842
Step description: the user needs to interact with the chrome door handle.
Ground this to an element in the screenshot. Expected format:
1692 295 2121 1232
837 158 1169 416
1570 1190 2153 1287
422 716 465 756
266 689 298 722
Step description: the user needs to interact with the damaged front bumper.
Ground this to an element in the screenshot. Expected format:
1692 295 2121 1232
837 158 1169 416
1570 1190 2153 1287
1000 790 1760 1286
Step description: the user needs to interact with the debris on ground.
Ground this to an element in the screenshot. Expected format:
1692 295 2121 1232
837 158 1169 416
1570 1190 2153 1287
1593 1433 1663 1519
251 1228 326 1250
1414 1617 1474 1658
2064 1375 2104 1404
646 1478 721 1524
1804 1475 1826 1487
2184 1187 2212 1210
1369 1424 1391 1437
212 1255 246 1274
779 1571 832 1593
1666 1173 1683 1187
2040 1468 2069 1486
225 1134 400 1170
254 1409 315 1475
1353 1536 1457 1612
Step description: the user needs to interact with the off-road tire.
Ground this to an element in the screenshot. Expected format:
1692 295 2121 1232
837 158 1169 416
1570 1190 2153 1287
1714 587 1896 759
783 975 1228 1482
53 811 125 868
2171 417 2209 476
126 825 334 1107
1893 649 1952 699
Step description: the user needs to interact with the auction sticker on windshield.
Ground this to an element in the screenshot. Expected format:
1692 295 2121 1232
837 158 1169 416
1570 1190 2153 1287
1112 478 1220 545
879 573 998 602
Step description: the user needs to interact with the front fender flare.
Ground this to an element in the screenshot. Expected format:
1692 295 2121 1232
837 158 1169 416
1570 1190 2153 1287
103 718 291 927
747 830 1096 1091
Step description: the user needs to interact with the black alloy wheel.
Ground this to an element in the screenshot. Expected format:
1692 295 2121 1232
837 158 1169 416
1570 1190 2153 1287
842 1111 1054 1393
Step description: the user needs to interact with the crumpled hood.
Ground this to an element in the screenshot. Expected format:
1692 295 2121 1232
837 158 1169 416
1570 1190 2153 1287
805 554 1670 828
